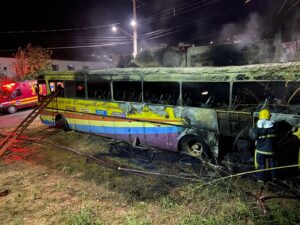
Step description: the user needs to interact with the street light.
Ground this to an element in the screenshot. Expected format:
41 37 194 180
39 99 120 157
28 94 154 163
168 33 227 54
130 20 137 27
112 26 133 38
111 23 138 58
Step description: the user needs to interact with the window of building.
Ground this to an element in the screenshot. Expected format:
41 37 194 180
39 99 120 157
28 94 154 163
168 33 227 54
144 82 180 105
113 81 142 102
87 81 111 100
182 82 230 108
51 64 59 71
67 65 75 70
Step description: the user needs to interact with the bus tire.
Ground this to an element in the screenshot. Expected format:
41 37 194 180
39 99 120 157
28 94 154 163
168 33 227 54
179 135 210 159
55 115 70 131
7 105 17 114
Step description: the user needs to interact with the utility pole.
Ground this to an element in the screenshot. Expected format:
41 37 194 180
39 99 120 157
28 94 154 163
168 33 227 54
132 0 138 58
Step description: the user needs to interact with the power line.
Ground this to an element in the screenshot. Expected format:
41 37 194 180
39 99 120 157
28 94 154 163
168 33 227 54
140 5 239 43
277 0 288 15
141 0 201 23
284 0 300 16
141 0 220 25
0 23 119 34
0 41 133 52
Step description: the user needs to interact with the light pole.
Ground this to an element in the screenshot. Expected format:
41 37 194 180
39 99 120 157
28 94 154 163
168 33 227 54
111 0 138 58
132 0 137 58
112 22 138 58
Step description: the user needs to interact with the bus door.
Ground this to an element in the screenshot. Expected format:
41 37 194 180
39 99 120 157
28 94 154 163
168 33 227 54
216 110 252 137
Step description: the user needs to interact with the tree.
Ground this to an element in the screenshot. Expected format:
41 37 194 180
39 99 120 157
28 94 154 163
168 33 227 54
13 43 52 80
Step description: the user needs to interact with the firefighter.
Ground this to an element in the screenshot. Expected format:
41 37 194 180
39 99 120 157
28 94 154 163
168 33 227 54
249 109 278 182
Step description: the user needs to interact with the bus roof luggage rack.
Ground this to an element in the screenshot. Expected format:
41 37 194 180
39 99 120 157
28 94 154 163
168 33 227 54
0 92 58 157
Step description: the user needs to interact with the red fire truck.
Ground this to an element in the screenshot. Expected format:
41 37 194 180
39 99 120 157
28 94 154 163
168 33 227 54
0 80 44 114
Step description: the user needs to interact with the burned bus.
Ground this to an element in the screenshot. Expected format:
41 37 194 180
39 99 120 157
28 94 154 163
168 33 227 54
37 63 300 162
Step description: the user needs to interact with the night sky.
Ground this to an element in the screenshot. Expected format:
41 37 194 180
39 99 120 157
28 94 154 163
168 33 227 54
0 0 299 60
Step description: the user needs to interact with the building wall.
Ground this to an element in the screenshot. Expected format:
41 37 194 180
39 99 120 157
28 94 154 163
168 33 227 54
0 57 15 77
50 59 114 71
0 57 115 78
186 40 300 67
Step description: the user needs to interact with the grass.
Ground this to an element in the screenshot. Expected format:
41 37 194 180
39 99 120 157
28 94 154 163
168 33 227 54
63 207 102 225
126 216 150 225
0 123 299 225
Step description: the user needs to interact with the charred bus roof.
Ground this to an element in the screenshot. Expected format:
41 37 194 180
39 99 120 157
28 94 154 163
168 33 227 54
40 62 300 82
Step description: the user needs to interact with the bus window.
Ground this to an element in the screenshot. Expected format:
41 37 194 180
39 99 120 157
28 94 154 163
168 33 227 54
113 81 142 102
232 82 291 110
87 81 111 100
49 80 65 97
64 81 76 98
286 82 300 105
144 82 179 105
75 82 86 98
182 82 229 108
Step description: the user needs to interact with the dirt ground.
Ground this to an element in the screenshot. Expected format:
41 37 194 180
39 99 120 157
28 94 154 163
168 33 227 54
0 120 299 225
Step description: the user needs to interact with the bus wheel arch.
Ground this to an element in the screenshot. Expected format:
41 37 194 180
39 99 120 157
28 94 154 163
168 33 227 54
55 114 70 131
7 105 17 114
179 134 210 159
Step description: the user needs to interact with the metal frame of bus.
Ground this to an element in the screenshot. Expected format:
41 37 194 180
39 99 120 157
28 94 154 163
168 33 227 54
37 63 300 159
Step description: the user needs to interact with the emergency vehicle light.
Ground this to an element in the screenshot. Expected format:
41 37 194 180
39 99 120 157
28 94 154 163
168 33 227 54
3 83 16 91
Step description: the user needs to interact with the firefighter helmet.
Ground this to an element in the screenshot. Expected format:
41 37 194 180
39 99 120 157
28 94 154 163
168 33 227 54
258 109 271 120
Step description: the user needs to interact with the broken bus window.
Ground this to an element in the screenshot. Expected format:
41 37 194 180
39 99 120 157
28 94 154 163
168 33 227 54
143 82 180 105
87 81 111 100
232 81 300 111
182 82 230 108
113 81 142 102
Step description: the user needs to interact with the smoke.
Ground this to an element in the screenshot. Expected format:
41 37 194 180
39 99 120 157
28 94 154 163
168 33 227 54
218 13 263 46
290 6 300 40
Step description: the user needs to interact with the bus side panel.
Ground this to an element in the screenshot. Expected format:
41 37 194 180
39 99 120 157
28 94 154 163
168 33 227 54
180 107 220 156
127 120 146 144
40 110 56 126
41 99 184 152
65 112 76 130
75 113 91 133
143 122 182 151
89 116 105 137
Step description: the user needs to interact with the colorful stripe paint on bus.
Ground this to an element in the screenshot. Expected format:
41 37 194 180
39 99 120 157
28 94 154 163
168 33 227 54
40 99 185 151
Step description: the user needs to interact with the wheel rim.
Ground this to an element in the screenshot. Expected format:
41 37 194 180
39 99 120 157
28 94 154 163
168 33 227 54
8 106 17 114
189 142 203 156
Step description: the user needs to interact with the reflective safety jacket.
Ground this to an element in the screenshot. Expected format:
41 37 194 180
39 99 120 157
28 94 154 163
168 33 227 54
249 119 279 155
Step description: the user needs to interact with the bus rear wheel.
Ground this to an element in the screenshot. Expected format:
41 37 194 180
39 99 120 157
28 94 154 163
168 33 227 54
7 106 17 114
180 135 210 159
55 115 70 131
